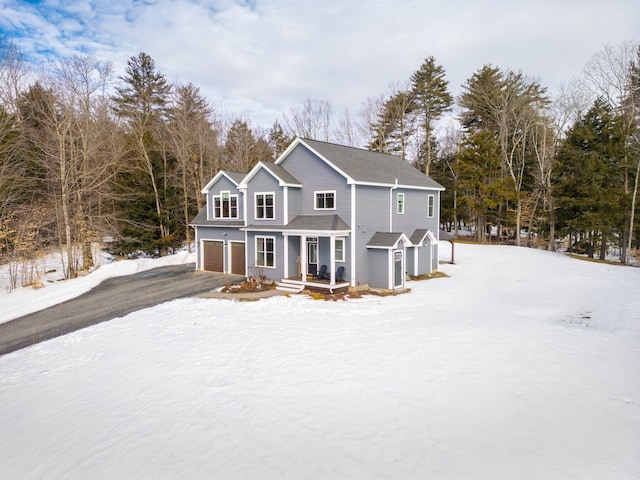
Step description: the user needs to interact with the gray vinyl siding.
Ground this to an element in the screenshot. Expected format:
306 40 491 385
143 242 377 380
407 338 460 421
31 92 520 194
426 190 441 236
392 188 441 236
353 184 392 286
287 235 301 277
368 249 389 289
287 187 302 222
406 247 415 276
207 176 244 222
245 231 284 283
195 226 245 271
279 144 352 221
245 169 284 224
417 245 432 275
393 188 426 234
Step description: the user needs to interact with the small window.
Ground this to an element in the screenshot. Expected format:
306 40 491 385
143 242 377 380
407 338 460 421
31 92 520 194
397 193 405 214
315 191 335 210
335 238 345 262
255 193 274 219
427 195 435 218
255 236 275 268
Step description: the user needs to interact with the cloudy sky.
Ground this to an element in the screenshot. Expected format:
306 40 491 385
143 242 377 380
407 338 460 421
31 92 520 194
1 0 638 129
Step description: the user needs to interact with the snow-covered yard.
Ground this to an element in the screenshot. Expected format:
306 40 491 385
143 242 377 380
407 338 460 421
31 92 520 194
0 243 638 479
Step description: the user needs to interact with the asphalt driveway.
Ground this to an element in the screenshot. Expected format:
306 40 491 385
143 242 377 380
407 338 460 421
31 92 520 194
0 264 243 356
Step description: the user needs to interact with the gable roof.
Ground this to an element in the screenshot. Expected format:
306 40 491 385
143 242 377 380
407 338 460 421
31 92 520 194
200 170 246 194
367 232 412 249
277 138 444 191
409 229 437 245
238 161 302 189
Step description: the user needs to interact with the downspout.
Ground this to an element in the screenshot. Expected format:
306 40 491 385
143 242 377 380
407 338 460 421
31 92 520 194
350 184 356 287
240 186 248 277
390 178 398 231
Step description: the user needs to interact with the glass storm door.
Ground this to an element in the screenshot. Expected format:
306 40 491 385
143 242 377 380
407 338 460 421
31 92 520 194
394 251 403 288
307 238 318 276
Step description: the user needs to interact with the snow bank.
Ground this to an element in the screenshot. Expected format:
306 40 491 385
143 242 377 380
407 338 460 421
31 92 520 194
0 244 638 479
0 250 196 324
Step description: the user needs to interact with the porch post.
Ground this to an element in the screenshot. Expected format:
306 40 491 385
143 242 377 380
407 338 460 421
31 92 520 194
283 233 289 279
300 235 307 280
329 234 336 287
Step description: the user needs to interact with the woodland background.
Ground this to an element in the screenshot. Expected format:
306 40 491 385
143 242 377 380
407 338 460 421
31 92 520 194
0 38 638 284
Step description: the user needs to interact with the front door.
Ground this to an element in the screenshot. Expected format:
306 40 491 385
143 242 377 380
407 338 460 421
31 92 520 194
307 237 318 276
394 250 403 289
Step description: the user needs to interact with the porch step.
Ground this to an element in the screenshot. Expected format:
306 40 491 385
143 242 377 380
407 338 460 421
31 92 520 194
276 280 304 293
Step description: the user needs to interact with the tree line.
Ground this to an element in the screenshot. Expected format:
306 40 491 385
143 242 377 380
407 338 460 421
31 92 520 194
363 43 639 265
0 40 638 289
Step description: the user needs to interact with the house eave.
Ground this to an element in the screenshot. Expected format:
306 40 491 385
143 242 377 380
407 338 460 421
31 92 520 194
238 161 302 189
350 180 446 191
241 225 351 237
200 170 243 194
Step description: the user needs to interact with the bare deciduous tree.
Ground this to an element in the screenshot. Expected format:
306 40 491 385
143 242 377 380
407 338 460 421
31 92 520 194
283 98 332 141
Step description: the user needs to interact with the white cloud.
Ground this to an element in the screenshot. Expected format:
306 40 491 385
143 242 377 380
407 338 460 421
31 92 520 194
2 0 639 129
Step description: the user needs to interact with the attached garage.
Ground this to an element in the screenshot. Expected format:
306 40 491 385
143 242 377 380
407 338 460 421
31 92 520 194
202 240 224 272
230 241 246 275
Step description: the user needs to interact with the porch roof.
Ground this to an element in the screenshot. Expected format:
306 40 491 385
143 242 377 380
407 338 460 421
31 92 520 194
285 214 350 231
243 214 350 234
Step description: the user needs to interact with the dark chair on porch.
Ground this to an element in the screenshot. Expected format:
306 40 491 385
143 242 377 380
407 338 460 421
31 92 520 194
335 266 345 282
316 264 329 280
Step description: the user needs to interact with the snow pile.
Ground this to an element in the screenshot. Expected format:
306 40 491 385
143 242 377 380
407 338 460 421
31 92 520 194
0 250 196 324
0 243 638 479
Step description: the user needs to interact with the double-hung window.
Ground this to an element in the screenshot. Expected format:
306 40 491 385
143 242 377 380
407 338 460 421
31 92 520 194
255 236 275 268
427 194 435 218
397 193 405 214
335 238 345 262
255 193 274 219
315 191 335 210
213 191 238 219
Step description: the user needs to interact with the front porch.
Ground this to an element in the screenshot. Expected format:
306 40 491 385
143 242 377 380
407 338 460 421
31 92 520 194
277 275 350 294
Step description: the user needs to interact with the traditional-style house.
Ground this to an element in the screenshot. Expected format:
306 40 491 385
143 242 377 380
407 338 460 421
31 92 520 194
190 138 444 292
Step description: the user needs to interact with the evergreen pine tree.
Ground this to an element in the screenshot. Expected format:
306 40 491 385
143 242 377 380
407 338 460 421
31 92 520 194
110 52 177 256
554 99 625 258
411 56 453 175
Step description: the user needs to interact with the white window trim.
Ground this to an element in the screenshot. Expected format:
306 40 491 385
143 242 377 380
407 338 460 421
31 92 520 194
314 190 336 211
335 237 345 262
212 190 239 219
255 235 276 269
397 192 405 215
254 192 275 220
427 194 435 218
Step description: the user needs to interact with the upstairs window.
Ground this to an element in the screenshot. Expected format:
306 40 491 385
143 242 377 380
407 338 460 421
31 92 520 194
213 191 238 219
255 193 274 219
315 191 335 210
427 194 435 218
397 193 405 214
